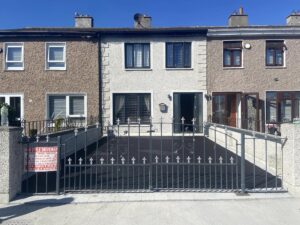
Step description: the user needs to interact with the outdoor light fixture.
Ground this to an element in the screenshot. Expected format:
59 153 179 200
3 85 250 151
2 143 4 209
244 43 251 49
168 94 172 100
0 48 3 53
159 103 168 113
205 94 212 101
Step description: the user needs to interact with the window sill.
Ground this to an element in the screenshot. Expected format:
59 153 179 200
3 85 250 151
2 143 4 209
165 68 193 71
45 68 67 71
223 67 244 70
125 68 152 71
4 68 24 71
265 66 286 69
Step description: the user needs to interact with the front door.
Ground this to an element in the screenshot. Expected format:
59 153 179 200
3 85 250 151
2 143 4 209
241 93 259 131
173 93 203 133
0 95 23 126
212 93 237 127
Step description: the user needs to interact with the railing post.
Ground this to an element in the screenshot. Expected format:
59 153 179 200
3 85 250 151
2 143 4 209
240 133 246 193
56 136 61 195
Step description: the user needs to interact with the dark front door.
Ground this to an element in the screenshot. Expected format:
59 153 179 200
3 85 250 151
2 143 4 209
173 93 203 133
9 97 21 126
241 93 259 131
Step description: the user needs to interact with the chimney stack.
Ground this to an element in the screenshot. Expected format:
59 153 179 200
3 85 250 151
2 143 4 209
228 7 248 27
74 13 94 28
287 11 300 26
134 13 152 29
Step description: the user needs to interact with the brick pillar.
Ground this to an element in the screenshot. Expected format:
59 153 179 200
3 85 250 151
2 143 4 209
0 127 23 203
281 123 300 195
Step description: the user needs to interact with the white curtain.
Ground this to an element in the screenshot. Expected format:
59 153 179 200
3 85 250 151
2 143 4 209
115 95 125 115
134 44 143 67
143 45 150 67
144 95 150 112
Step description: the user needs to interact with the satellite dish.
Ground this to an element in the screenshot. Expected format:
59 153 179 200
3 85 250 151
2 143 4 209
134 13 144 23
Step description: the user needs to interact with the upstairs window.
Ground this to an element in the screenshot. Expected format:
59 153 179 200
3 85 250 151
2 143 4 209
5 43 24 70
223 41 242 67
46 43 66 70
125 43 150 68
266 41 284 66
166 42 191 68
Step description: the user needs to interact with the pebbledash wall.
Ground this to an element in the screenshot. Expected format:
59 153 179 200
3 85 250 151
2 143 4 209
0 35 100 122
101 34 207 134
207 27 300 122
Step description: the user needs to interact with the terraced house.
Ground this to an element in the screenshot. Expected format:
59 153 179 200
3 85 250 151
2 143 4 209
0 16 100 129
207 9 300 134
1 10 300 135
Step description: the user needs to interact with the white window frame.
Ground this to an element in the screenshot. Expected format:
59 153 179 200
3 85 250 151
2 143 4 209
47 94 86 119
4 43 24 71
0 93 24 120
45 43 66 70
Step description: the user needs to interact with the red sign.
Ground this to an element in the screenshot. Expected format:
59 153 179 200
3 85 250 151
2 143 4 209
25 146 58 172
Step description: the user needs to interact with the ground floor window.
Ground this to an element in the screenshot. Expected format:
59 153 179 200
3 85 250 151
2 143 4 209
266 91 300 123
173 92 203 133
48 94 86 120
113 93 151 124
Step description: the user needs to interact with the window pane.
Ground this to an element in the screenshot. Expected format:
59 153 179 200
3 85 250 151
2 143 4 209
174 43 183 67
266 49 274 65
223 50 231 66
139 94 151 122
143 44 150 67
49 96 66 119
69 96 84 115
295 93 300 119
125 44 133 68
233 50 241 66
280 99 292 122
166 43 174 67
7 62 23 68
114 95 126 123
275 50 283 65
7 47 22 62
49 47 64 61
184 43 191 67
48 62 65 68
134 44 143 67
0 97 5 104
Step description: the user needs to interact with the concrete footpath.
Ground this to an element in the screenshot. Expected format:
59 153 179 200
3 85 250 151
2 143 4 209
0 192 299 225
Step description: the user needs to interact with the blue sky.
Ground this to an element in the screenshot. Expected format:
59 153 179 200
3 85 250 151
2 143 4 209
0 0 299 29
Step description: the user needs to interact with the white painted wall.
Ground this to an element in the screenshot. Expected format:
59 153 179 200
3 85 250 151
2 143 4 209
101 35 207 134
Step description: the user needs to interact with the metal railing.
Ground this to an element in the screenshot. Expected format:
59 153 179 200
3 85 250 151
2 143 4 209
21 116 99 137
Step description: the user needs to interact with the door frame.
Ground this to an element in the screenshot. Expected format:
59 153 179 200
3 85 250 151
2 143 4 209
241 92 260 131
0 93 24 120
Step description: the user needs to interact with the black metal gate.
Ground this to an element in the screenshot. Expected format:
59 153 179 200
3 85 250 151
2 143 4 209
62 121 240 193
21 120 286 194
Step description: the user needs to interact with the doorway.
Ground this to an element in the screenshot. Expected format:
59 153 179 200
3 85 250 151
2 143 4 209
212 93 237 127
173 93 203 133
0 94 23 126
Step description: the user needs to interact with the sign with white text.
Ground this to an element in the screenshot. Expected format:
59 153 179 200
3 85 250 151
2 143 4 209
25 147 58 172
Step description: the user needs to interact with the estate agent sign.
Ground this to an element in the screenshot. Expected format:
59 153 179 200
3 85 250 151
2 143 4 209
25 147 58 172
